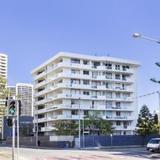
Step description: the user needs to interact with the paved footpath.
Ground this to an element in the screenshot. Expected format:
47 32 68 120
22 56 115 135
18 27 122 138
0 147 160 160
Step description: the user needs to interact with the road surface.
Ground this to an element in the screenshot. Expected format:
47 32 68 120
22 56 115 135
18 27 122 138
0 147 159 160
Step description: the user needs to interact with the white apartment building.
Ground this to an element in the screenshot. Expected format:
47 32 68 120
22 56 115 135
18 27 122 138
16 83 33 116
0 53 7 79
32 52 140 136
0 53 7 138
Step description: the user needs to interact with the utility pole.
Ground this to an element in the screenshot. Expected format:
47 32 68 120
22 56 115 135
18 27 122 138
12 117 15 160
16 100 20 160
157 91 160 134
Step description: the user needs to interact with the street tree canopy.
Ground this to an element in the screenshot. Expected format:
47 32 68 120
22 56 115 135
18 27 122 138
136 105 159 136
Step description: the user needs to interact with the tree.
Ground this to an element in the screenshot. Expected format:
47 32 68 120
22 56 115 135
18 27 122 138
0 76 8 99
54 120 78 136
136 105 158 136
154 113 158 125
84 111 113 135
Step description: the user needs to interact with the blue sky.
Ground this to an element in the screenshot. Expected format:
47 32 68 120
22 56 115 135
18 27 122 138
0 0 160 111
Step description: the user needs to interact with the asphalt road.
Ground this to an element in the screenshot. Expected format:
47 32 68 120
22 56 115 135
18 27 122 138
0 147 160 160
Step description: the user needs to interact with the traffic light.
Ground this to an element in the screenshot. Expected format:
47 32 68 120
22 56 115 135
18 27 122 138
7 118 12 127
8 100 16 116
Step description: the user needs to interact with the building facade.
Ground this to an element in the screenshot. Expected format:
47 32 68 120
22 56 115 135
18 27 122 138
16 83 33 116
0 53 7 79
32 52 139 136
0 53 7 138
7 86 16 98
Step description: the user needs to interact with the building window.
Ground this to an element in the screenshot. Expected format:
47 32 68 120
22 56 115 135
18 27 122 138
115 64 120 70
116 93 121 98
71 99 76 105
92 61 100 68
116 111 121 116
105 63 112 69
84 110 89 116
106 73 112 79
71 69 80 74
116 102 121 109
122 65 130 71
71 58 80 64
115 74 121 80
83 80 89 85
83 91 90 95
92 101 94 108
122 75 127 81
83 60 89 65
71 79 80 84
83 70 89 75
116 121 121 126
71 110 78 115
106 101 112 108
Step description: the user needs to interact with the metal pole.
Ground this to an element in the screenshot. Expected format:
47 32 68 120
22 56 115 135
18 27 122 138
82 116 84 148
78 98 81 149
110 134 113 148
158 92 160 134
35 115 38 147
17 100 19 160
12 117 15 160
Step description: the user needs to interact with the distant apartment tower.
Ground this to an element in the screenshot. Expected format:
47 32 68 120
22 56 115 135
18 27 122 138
32 52 140 136
0 53 7 138
16 83 33 116
7 86 16 98
0 53 7 79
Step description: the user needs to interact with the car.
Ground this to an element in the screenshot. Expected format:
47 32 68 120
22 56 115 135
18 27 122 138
147 138 160 152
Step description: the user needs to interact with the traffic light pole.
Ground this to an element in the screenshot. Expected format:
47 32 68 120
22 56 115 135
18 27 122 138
16 100 19 160
12 117 15 160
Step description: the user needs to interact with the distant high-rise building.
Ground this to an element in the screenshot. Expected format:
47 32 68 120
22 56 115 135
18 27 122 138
0 53 7 79
16 83 33 116
0 53 7 138
7 86 16 98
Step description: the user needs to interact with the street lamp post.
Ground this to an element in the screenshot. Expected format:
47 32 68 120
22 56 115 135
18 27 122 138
133 32 160 134
133 33 160 44
150 79 160 134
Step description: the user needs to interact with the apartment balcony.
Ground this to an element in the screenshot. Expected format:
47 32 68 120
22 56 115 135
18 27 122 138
106 116 132 121
34 71 46 80
45 114 84 121
41 126 55 132
34 89 47 97
113 126 134 131
34 117 47 123
57 114 84 120
34 80 46 89
34 99 47 106
106 106 133 111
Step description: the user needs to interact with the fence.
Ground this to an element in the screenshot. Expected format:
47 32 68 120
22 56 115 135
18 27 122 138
6 135 160 148
6 136 74 148
80 135 160 147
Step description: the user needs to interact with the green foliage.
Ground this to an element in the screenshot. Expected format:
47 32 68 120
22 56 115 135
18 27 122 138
0 76 8 99
54 120 78 136
84 112 113 135
136 105 159 136
154 113 158 125
54 111 113 136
